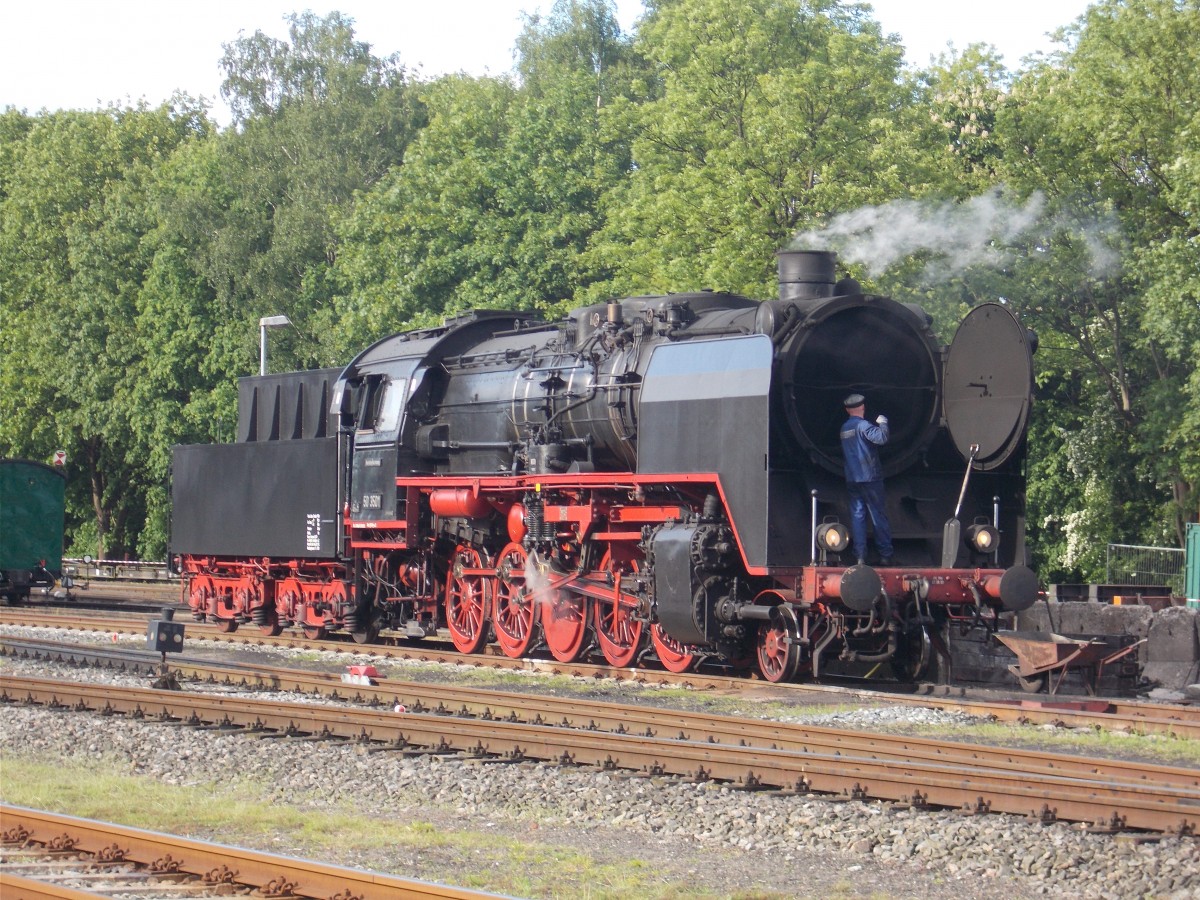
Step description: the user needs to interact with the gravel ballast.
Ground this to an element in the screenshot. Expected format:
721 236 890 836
1 636 1197 899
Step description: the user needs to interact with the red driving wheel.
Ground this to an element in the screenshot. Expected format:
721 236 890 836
446 546 491 654
650 623 696 673
542 581 590 663
492 543 539 658
593 551 645 668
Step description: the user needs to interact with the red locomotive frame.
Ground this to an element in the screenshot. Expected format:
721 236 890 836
180 469 1020 682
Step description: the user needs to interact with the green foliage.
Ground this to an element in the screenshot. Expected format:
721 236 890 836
587 0 910 298
329 0 638 354
220 11 405 125
0 102 209 558
208 10 426 372
995 0 1200 568
913 44 1011 195
3 0 1199 578
0 108 34 202
330 74 519 348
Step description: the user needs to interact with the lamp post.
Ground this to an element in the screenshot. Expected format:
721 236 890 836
259 315 291 376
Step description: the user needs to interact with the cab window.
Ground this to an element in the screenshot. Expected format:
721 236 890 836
357 376 406 435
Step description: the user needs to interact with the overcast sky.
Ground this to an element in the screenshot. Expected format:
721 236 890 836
2 1 1094 127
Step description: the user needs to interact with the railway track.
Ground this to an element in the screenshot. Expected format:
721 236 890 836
4 635 1197 792
1 668 1197 835
4 608 1198 740
0 804 500 898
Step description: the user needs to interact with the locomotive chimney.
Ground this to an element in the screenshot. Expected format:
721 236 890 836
777 250 837 302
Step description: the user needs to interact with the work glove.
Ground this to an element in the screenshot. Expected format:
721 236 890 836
876 415 888 425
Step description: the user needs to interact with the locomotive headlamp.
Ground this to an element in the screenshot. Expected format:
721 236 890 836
967 521 1000 553
816 522 850 553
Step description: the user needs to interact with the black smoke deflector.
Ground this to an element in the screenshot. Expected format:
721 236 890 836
943 303 1034 471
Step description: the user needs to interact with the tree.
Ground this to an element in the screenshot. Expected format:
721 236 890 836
331 0 639 345
203 11 426 372
587 0 910 298
0 109 34 202
916 44 1011 196
0 103 209 559
331 74 518 347
996 0 1200 571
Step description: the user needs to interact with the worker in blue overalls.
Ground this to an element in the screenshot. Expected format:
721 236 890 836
839 393 893 566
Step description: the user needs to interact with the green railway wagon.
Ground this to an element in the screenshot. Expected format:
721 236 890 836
0 458 66 603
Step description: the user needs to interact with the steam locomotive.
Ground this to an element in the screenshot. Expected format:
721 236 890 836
171 250 1038 682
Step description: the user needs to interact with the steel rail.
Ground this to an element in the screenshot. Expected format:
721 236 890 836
2 675 1197 835
0 872 102 900
0 608 740 688
0 804 505 899
3 609 1198 739
3 637 1195 794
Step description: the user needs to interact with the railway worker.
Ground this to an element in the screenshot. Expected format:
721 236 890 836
839 393 894 566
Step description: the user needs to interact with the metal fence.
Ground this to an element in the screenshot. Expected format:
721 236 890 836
62 558 177 581
1105 543 1185 595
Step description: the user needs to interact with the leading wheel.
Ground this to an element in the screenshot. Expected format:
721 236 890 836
651 623 695 673
492 543 539 658
446 546 491 654
593 552 645 668
890 625 934 682
755 609 801 683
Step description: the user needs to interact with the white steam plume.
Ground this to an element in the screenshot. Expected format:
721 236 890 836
791 188 1121 281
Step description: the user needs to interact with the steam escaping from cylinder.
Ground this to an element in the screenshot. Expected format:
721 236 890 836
523 551 556 610
790 187 1122 281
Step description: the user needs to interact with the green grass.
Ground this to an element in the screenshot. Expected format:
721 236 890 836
900 720 1200 766
0 755 778 899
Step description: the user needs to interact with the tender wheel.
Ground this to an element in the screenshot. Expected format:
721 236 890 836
301 625 327 640
593 552 645 668
350 621 380 644
214 618 239 634
651 623 695 673
275 578 303 625
258 609 284 637
492 543 539 658
755 609 801 683
446 546 491 654
187 575 215 616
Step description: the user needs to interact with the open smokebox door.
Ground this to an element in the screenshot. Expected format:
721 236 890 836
940 303 1034 567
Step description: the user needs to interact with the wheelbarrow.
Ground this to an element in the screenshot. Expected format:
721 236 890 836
993 631 1146 696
